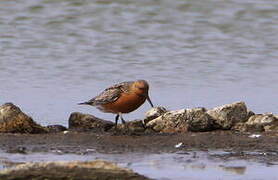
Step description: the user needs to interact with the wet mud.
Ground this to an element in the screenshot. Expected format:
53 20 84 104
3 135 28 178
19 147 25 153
0 131 278 162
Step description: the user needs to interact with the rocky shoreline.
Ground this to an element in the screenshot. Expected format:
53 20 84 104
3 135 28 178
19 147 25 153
1 101 277 134
0 101 278 179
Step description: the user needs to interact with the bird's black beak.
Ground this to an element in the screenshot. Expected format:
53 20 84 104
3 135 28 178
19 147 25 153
147 95 154 108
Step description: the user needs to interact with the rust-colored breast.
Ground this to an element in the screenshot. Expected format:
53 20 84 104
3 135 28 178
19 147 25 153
101 92 146 113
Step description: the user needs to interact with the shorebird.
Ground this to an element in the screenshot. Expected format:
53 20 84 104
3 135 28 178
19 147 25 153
78 80 154 125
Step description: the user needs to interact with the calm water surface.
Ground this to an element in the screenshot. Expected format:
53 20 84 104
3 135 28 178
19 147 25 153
0 0 278 125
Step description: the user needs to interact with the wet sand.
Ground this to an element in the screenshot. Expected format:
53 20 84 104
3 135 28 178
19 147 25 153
1 131 278 179
0 131 278 162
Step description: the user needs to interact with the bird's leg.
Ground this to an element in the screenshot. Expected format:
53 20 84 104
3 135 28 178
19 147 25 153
115 114 119 126
119 113 126 124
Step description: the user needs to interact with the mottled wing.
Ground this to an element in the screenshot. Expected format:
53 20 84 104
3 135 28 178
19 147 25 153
105 81 132 93
87 81 133 106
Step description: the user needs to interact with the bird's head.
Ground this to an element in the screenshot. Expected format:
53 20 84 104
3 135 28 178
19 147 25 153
132 80 153 107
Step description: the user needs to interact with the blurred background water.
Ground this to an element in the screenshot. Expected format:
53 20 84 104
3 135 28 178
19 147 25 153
0 0 277 126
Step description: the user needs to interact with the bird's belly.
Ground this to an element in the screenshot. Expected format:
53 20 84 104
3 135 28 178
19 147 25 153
101 93 146 113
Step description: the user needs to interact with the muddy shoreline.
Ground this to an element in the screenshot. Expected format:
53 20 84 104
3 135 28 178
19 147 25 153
1 131 278 162
1 102 278 178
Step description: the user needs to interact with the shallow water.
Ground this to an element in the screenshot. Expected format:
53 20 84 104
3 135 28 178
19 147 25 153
0 0 278 126
0 151 277 180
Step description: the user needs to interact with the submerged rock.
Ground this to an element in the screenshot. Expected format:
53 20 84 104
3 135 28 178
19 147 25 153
0 160 150 180
68 112 114 132
0 103 47 133
207 102 249 130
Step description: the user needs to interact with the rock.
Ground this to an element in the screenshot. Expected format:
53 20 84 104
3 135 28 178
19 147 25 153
146 108 216 133
146 109 188 133
246 113 276 126
47 125 68 133
0 103 48 133
0 160 150 180
144 107 168 124
110 119 146 135
232 114 278 132
207 102 249 130
232 122 264 132
246 113 278 132
186 108 215 132
247 110 255 117
68 112 114 132
264 122 278 132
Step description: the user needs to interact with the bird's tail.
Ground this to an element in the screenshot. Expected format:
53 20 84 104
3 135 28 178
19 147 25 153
78 102 90 105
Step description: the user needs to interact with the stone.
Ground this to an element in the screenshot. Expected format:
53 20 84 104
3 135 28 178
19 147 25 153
247 110 255 117
186 108 215 132
47 125 68 133
232 122 264 132
207 102 249 130
246 113 278 132
232 114 278 132
110 119 146 135
264 122 278 132
143 107 168 124
0 103 47 133
146 109 188 133
68 112 114 132
246 113 276 126
0 160 150 180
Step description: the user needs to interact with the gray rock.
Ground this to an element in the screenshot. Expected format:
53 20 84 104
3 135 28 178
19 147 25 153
246 113 278 132
0 103 47 133
68 112 114 132
232 113 278 132
232 122 264 132
144 107 168 124
264 123 278 132
265 114 278 132
187 108 215 132
0 160 150 180
207 102 249 130
146 109 188 133
246 113 276 126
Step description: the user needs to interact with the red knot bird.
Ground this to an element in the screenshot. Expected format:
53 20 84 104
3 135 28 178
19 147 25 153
78 80 154 125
